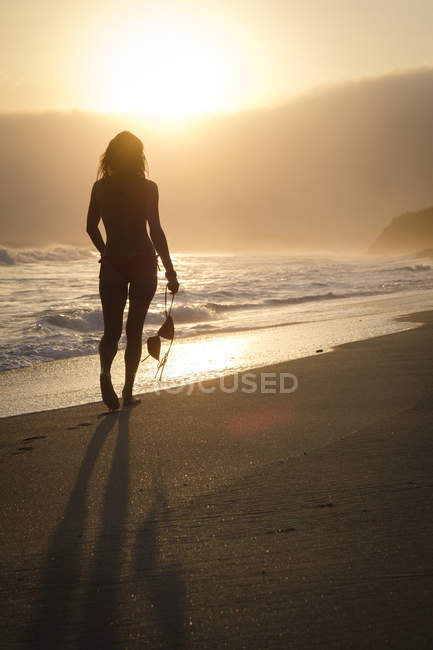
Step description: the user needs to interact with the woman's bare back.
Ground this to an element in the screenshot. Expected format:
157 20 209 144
94 175 156 256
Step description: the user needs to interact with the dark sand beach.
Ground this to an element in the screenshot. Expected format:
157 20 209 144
1 311 432 649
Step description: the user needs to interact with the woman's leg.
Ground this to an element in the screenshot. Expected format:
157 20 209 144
99 293 127 373
99 261 128 408
123 270 157 401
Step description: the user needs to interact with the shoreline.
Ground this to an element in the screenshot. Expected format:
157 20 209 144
0 292 430 419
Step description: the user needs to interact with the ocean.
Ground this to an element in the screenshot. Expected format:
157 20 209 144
1 245 432 416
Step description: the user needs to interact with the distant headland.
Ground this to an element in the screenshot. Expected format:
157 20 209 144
369 206 433 256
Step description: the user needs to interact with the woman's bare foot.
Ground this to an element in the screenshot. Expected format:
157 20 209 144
100 373 120 410
122 387 141 407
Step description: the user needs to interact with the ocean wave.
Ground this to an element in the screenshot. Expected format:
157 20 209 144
205 289 397 313
42 308 103 332
0 339 100 371
0 245 95 265
263 290 385 305
39 303 218 334
146 304 218 326
169 305 216 323
21 283 425 339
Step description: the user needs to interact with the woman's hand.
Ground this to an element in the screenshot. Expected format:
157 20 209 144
167 279 179 294
165 269 179 294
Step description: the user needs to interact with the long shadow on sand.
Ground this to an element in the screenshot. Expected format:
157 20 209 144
133 455 186 648
23 411 119 649
24 407 186 649
78 410 186 648
77 407 131 648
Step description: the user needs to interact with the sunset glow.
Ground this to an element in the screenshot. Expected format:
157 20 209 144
82 8 241 121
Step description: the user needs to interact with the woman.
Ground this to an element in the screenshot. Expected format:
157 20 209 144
86 130 179 410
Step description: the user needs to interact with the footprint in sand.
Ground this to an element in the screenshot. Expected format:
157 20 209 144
11 446 34 454
68 422 92 430
11 437 46 455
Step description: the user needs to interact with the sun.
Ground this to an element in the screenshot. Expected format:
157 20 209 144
83 8 237 121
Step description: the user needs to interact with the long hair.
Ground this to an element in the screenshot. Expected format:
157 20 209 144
96 131 148 180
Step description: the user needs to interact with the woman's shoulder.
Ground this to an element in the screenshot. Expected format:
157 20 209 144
143 177 158 190
142 178 158 199
93 178 104 191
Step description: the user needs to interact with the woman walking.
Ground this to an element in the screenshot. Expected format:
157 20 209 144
86 131 179 409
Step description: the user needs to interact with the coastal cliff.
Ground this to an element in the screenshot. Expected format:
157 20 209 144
369 206 433 255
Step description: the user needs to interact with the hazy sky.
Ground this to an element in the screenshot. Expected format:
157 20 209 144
2 0 433 120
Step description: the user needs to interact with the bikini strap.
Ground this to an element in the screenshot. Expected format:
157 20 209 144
141 282 175 379
164 283 174 318
155 284 175 380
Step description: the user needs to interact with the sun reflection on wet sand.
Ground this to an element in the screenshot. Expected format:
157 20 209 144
136 334 251 389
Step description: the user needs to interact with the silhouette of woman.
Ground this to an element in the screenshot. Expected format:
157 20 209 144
86 131 179 409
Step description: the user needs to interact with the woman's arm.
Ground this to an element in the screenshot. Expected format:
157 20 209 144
147 181 177 276
86 182 106 256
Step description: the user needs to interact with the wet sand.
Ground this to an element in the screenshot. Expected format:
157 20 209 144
1 311 432 648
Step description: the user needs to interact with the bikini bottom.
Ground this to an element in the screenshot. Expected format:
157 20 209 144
99 254 158 302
